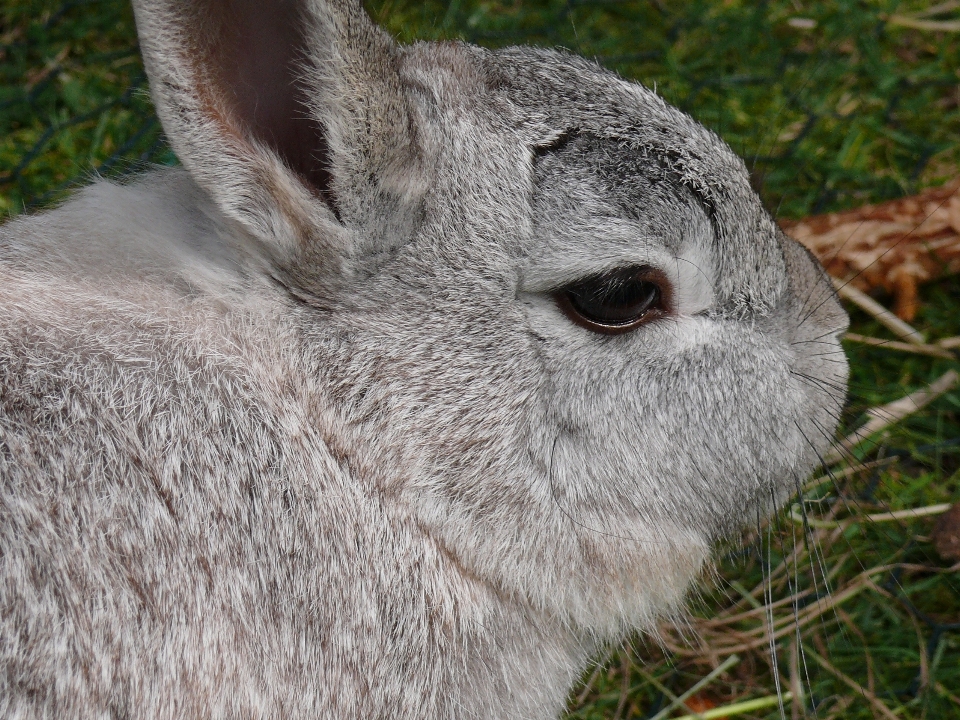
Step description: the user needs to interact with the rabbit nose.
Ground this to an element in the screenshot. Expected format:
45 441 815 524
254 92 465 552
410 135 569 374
778 232 850 340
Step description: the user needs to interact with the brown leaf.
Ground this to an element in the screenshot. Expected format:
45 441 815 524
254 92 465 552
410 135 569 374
931 503 960 562
685 694 727 718
781 179 960 320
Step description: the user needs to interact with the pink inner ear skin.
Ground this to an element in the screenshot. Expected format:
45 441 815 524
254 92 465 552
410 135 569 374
204 0 335 206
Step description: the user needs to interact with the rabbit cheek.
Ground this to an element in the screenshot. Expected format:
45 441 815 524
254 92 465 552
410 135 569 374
779 238 850 454
557 326 812 520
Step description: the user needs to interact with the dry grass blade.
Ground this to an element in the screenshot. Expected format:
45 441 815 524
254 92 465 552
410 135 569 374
612 650 632 720
935 682 960 708
835 607 877 696
789 638 802 720
571 659 606 709
887 15 960 31
702 588 816 627
645 654 739 720
660 579 868 656
659 558 953 660
844 332 955 359
803 457 898 492
833 280 927 344
670 693 793 720
824 369 960 465
910 0 960 18
789 501 953 528
806 647 901 720
633 665 710 720
857 503 953 524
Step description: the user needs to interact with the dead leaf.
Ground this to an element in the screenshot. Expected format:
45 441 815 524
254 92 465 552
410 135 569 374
780 179 960 321
685 694 728 718
931 502 960 562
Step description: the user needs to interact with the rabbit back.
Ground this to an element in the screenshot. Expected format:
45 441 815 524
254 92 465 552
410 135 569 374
0 171 588 720
0 0 850 717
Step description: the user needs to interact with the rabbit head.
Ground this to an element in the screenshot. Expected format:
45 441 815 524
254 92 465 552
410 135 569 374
128 0 849 638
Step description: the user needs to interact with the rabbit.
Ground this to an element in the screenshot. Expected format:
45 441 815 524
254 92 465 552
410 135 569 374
0 0 850 717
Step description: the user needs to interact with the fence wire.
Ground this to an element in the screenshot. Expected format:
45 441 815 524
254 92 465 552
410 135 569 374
1 1 959 716
2 0 959 219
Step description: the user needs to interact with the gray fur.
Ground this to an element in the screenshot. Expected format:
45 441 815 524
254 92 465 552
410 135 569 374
0 1 848 717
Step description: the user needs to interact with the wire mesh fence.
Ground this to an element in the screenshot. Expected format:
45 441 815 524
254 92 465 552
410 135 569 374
0 0 168 214
2 0 959 218
2 1 959 719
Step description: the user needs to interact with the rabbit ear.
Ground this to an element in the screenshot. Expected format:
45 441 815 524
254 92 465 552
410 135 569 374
133 0 420 270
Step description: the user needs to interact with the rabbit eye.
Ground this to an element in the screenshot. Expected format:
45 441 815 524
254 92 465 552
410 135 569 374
556 266 667 334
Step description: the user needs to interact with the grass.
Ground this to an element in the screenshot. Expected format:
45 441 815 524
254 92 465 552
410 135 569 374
0 0 171 215
1 0 959 718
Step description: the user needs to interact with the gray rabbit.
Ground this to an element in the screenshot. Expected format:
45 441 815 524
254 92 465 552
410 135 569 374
0 0 849 717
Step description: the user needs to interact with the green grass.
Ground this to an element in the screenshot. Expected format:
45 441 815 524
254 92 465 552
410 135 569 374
0 0 172 215
2 1 959 718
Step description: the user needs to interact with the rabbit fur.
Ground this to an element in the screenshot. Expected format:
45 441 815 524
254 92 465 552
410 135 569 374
0 0 849 717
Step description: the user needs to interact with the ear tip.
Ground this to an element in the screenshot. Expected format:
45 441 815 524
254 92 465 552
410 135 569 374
133 0 417 271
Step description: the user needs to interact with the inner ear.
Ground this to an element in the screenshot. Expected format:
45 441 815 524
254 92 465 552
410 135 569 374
202 0 334 207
